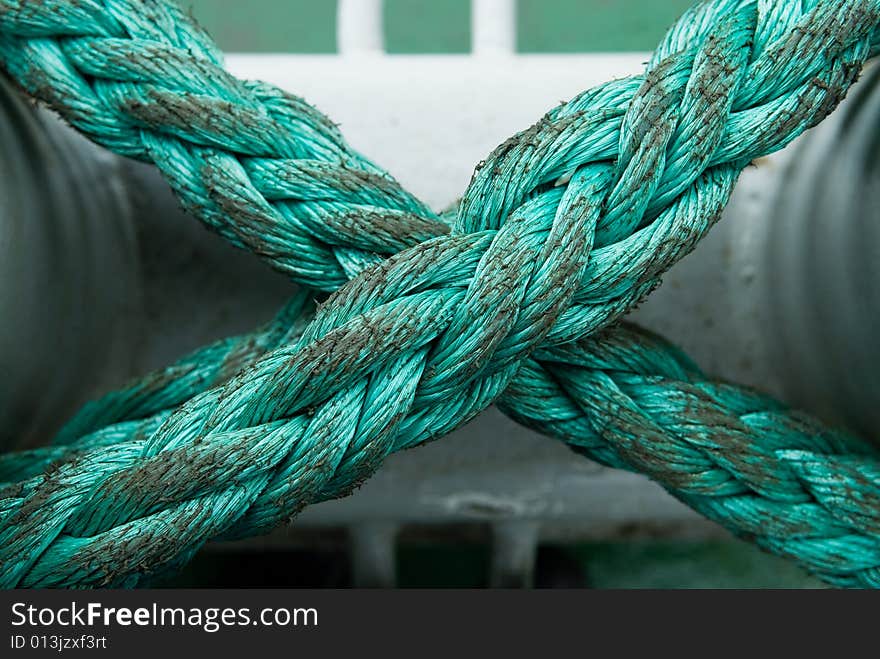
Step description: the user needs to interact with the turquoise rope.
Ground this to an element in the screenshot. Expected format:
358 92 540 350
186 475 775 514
0 0 445 290
1 0 879 587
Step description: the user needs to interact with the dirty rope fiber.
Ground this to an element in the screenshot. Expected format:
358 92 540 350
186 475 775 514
1 0 880 587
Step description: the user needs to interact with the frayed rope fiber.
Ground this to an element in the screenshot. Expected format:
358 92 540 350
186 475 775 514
1 0 880 587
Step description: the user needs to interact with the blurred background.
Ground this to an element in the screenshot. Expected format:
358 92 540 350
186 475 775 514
185 0 695 53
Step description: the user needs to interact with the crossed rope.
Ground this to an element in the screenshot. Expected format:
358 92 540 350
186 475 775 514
1 0 880 587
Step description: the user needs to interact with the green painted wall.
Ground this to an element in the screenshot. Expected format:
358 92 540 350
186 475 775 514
384 0 471 54
185 0 337 53
183 0 695 53
517 0 697 52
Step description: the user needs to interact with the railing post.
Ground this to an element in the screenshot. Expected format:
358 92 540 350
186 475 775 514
337 0 385 56
472 0 516 56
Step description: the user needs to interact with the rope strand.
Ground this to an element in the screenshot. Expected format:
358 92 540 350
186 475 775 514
0 0 443 289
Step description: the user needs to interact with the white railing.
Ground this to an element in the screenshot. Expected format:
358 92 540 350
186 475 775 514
472 0 516 56
337 0 516 56
337 0 384 56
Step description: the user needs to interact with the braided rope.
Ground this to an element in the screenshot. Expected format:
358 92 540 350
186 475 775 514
0 0 445 289
1 0 879 587
5 320 880 587
505 327 880 588
6 0 871 423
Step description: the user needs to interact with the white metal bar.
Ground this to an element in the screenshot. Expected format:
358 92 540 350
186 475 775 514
337 0 384 56
472 0 516 56
350 523 398 587
490 521 539 588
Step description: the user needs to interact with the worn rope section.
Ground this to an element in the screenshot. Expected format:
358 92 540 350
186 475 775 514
0 0 446 290
504 326 880 588
1 0 879 586
5 321 880 587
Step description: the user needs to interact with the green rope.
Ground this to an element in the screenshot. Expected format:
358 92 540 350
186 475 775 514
1 0 879 587
0 0 444 289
